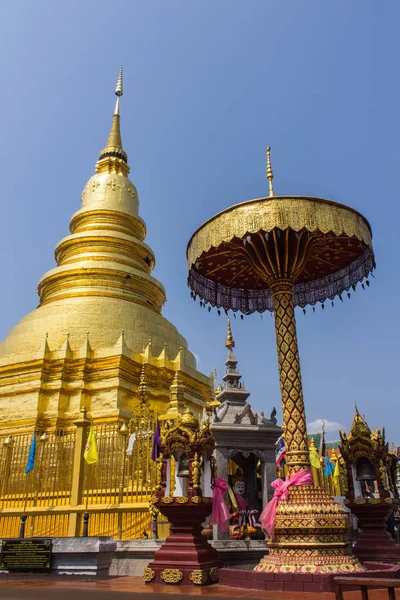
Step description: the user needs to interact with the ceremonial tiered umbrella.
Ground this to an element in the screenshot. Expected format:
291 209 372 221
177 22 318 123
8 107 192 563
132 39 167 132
186 148 374 574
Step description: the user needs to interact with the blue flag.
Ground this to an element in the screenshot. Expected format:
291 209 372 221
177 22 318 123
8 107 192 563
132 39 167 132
275 436 286 469
151 420 161 461
25 433 37 474
323 455 334 477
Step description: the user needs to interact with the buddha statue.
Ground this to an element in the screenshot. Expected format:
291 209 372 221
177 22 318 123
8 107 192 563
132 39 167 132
228 470 261 539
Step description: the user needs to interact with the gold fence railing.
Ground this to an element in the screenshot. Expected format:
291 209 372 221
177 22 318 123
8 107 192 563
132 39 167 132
0 411 159 539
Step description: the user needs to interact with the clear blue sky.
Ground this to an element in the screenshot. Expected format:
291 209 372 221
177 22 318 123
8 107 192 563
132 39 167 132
0 1 398 443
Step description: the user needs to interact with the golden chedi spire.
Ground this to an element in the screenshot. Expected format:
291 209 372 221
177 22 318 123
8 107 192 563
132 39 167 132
0 69 196 369
225 318 235 350
97 67 129 176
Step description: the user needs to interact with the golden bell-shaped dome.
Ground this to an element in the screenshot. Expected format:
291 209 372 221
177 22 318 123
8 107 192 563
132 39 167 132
0 68 197 369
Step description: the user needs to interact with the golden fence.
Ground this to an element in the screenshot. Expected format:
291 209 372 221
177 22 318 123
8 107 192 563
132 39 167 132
0 412 159 540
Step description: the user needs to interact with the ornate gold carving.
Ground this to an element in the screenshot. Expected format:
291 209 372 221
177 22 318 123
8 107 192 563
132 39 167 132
189 569 209 585
187 197 372 270
301 565 317 574
143 567 155 582
385 497 394 504
106 179 122 191
354 498 367 504
161 496 174 504
271 282 309 474
202 497 211 504
175 496 188 504
379 459 389 491
90 180 101 192
192 452 200 489
156 454 163 491
280 565 296 573
254 483 364 574
367 497 381 504
209 567 219 582
160 568 183 583
191 496 201 504
322 565 340 573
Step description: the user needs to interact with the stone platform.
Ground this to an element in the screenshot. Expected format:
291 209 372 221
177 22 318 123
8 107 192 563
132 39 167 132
219 561 400 593
109 539 265 576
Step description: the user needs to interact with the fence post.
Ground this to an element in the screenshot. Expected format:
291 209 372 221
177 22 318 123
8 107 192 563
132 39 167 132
19 515 27 538
67 407 89 536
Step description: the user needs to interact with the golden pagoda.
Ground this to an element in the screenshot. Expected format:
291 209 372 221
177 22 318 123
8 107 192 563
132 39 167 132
0 70 211 539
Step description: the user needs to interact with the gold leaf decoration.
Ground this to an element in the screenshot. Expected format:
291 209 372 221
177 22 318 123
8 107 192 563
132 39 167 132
160 569 183 583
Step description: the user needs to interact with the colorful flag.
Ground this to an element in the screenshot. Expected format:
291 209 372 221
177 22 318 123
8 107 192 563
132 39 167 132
275 436 286 470
323 455 334 477
84 424 98 464
25 433 37 474
151 420 161 461
309 446 321 469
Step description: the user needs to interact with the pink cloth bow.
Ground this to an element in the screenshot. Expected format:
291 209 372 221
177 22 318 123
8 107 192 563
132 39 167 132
260 469 313 538
211 477 230 531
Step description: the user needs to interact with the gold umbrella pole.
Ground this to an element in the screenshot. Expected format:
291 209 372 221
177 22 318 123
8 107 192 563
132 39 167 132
255 280 363 573
271 280 309 475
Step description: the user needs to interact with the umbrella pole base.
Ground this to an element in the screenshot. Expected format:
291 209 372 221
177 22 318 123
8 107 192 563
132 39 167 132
255 484 364 574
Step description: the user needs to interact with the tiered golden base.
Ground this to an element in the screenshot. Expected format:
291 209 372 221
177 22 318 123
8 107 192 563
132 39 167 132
255 484 365 574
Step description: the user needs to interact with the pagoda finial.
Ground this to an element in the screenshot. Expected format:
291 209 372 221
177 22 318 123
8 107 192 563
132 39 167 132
225 318 235 349
114 66 123 115
266 146 275 197
96 67 129 175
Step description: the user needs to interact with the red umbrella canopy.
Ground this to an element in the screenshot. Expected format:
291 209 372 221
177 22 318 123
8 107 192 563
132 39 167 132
187 196 374 313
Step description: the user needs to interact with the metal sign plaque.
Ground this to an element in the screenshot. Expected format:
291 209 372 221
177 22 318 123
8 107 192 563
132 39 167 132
1 539 52 571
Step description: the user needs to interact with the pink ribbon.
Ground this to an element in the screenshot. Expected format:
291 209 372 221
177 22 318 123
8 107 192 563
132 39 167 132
211 477 230 531
235 494 247 510
260 469 313 538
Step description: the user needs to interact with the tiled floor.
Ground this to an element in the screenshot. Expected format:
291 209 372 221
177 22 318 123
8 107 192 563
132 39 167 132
0 575 399 600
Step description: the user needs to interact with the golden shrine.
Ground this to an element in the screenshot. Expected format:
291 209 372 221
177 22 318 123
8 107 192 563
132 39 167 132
187 147 374 573
0 70 212 539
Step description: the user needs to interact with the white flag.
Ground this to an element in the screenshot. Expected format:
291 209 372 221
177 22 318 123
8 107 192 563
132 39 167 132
126 433 136 456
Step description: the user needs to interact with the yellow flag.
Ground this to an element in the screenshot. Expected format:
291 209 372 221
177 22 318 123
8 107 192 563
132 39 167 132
333 458 340 481
84 425 98 464
309 447 321 469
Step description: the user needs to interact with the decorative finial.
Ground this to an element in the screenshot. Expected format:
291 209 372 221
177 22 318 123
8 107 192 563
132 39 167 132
225 318 235 349
114 66 123 116
266 146 275 197
97 67 128 174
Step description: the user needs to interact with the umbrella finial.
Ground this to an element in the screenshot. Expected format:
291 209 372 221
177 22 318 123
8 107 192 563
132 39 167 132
266 146 275 197
114 66 123 116
225 318 235 349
